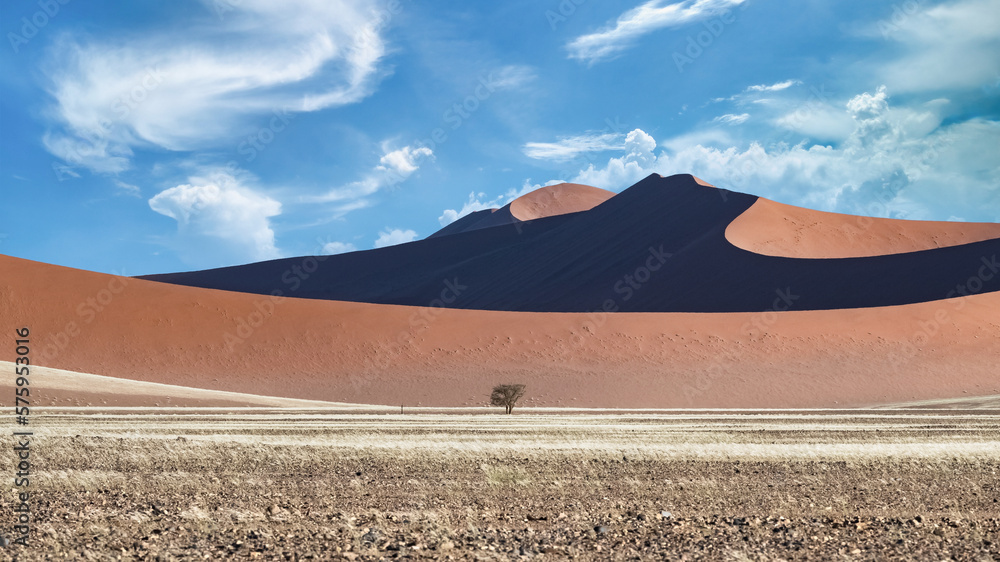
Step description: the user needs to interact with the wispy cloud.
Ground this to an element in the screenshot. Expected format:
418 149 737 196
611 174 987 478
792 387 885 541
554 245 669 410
746 80 800 93
713 80 802 102
523 132 626 161
491 65 538 89
712 113 750 125
306 143 434 213
43 0 389 174
874 0 1000 93
567 0 747 64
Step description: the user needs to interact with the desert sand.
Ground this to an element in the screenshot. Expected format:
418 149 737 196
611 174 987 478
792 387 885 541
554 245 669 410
2 252 998 409
727 197 1000 258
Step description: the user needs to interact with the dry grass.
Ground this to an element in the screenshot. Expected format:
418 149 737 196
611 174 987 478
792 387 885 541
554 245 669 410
2 409 999 560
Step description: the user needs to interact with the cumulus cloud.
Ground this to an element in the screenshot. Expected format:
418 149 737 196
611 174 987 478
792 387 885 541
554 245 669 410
322 241 358 255
566 87 1000 222
376 145 435 179
523 132 626 161
567 0 747 63
43 0 388 173
712 113 750 125
374 228 418 248
148 170 282 264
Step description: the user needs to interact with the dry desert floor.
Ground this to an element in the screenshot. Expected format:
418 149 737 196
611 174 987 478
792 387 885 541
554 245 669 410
2 408 999 561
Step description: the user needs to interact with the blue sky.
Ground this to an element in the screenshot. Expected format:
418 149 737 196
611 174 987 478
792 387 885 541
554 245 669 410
1 0 998 275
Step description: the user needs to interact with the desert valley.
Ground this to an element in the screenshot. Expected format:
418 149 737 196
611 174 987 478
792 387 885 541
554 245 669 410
2 174 999 560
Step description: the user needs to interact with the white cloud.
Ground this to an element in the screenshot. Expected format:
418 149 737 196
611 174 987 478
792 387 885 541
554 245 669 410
746 80 801 93
307 143 434 213
876 0 1000 93
523 132 626 161
149 170 282 263
712 113 750 125
376 145 435 179
43 0 388 173
713 79 802 103
564 87 1000 222
374 228 418 248
491 65 538 90
438 192 502 226
774 105 856 142
846 86 889 120
567 0 747 63
322 241 357 255
113 179 141 196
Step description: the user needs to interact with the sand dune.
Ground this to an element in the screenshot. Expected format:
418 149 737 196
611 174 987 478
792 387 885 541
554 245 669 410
145 174 1000 312
509 182 616 221
429 182 615 237
2 254 998 409
727 198 1000 259
0 361 361 409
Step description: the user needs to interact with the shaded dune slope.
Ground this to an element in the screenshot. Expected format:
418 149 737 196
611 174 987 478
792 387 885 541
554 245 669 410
144 174 1000 312
2 254 999 408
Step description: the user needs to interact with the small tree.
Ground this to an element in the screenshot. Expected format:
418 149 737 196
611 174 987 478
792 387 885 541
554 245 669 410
490 384 526 414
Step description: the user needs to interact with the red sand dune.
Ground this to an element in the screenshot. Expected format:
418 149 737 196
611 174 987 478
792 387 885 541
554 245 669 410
2 254 998 409
509 183 616 221
429 182 614 237
727 198 1000 259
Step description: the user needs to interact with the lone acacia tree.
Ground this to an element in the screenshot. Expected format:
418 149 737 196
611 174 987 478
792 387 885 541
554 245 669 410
490 384 526 414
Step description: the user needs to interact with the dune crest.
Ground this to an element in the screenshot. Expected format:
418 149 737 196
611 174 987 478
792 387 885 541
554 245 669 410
430 182 615 237
727 198 1000 259
508 183 616 222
